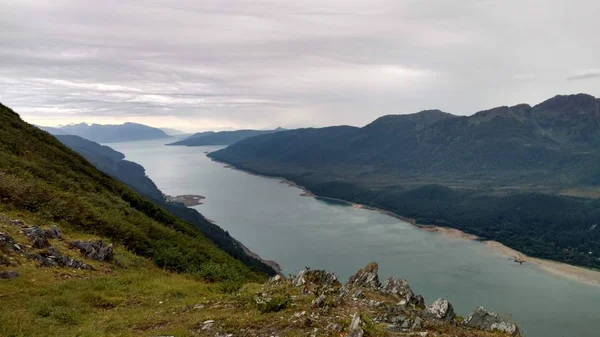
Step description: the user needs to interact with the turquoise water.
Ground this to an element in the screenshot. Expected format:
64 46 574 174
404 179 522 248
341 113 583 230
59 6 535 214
111 139 600 337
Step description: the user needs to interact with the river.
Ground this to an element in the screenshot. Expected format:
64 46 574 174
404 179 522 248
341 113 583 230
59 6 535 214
111 139 599 337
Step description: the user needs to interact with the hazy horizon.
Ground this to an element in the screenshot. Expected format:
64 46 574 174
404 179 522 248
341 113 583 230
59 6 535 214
2 0 599 132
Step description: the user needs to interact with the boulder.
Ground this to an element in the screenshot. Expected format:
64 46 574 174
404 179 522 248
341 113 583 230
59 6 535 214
424 298 456 322
23 226 61 249
293 269 341 293
69 240 114 261
0 270 18 279
29 247 92 269
348 313 364 337
380 277 424 308
269 274 284 283
411 316 422 330
326 322 343 333
311 294 327 308
464 307 522 336
347 262 380 289
44 227 62 239
0 232 17 252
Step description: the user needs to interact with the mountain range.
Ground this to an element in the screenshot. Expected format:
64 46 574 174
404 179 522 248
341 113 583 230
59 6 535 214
39 122 171 143
209 94 600 269
167 127 286 146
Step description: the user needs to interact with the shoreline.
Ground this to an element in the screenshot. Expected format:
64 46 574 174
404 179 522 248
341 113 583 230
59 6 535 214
211 157 600 287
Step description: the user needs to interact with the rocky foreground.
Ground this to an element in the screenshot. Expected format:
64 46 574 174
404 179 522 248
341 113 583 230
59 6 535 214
258 262 522 337
1 214 521 336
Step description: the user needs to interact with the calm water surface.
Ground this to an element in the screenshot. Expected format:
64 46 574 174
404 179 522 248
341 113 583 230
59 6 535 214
111 139 599 337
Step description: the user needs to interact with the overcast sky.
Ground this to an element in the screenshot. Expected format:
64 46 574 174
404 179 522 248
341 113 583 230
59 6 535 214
1 0 599 131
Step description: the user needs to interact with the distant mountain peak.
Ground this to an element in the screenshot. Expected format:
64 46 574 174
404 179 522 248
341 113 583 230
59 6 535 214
535 93 599 115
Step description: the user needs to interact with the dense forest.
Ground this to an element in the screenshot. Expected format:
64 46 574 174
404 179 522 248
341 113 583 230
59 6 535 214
210 94 600 270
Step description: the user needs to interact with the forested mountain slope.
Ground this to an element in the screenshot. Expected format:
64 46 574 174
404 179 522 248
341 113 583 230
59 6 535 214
167 128 285 146
209 94 600 269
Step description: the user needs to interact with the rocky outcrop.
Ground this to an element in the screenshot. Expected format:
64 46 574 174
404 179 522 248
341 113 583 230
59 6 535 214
348 313 364 337
69 240 113 261
380 276 425 308
29 247 91 269
0 270 18 279
23 226 62 249
0 232 21 253
347 262 380 289
464 307 522 336
424 298 456 321
292 269 340 294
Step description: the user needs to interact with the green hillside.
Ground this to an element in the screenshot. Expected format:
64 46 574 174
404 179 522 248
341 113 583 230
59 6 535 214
0 102 261 280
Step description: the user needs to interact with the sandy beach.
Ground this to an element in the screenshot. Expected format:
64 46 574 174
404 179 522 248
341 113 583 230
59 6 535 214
212 157 600 287
417 224 600 287
486 240 600 287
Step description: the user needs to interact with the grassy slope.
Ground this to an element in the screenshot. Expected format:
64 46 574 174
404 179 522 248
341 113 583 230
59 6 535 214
0 102 259 280
0 214 514 337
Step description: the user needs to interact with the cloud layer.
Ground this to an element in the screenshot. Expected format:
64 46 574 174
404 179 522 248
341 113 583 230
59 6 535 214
1 0 599 131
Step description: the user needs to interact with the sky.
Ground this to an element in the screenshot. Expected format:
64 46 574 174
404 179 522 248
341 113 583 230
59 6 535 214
1 0 599 132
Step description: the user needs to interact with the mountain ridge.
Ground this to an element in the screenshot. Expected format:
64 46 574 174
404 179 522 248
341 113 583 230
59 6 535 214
209 93 600 270
167 128 286 146
39 121 171 143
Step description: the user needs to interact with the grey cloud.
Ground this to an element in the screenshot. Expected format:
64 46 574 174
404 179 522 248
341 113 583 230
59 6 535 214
0 0 599 131
567 69 600 80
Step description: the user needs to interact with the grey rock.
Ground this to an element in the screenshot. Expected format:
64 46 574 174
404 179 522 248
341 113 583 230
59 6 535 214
411 316 422 330
349 312 362 330
292 270 307 286
269 274 283 283
0 270 18 279
386 324 403 332
311 294 326 308
390 315 409 325
379 277 424 308
293 269 340 293
29 247 92 269
201 320 214 330
348 328 364 337
69 240 114 261
10 219 24 227
0 232 18 251
326 322 343 333
23 227 50 248
412 294 425 308
353 289 365 299
464 307 522 336
347 262 380 289
23 227 61 248
424 298 456 322
44 227 62 239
